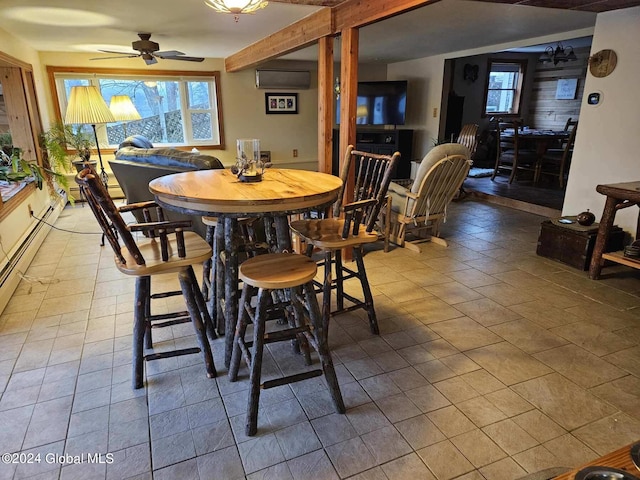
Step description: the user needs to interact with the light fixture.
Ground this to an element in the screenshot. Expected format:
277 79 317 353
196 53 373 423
204 0 268 21
64 85 115 189
540 42 578 66
109 95 141 138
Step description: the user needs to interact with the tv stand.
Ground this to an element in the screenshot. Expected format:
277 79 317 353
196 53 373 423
332 128 413 178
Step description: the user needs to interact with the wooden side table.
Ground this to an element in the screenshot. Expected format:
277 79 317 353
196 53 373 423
589 181 640 279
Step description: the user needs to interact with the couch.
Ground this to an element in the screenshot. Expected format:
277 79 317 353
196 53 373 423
110 135 224 238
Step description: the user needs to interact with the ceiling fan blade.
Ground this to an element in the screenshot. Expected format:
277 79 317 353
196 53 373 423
98 49 138 55
90 54 139 60
144 56 158 65
155 50 184 57
161 55 205 62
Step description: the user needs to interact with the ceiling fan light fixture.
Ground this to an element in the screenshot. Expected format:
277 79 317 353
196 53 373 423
204 0 268 15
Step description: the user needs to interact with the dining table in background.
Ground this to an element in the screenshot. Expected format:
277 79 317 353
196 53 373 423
149 168 343 368
501 128 570 183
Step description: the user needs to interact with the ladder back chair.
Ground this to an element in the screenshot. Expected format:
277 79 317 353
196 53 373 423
290 145 400 335
492 118 536 183
456 123 479 159
537 121 578 188
76 166 216 389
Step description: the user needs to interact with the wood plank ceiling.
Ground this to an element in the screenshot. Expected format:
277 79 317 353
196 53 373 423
272 0 640 11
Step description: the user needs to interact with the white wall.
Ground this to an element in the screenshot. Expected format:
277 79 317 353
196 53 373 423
0 27 61 313
562 6 640 233
387 27 595 161
38 53 320 170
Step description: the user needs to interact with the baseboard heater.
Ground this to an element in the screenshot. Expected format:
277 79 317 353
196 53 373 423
0 204 55 290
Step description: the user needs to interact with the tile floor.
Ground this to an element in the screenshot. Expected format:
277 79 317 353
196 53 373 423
1 198 640 480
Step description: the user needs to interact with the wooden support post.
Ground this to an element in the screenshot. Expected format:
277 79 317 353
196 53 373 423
318 36 335 175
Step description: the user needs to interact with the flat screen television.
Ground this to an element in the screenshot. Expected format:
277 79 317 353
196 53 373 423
336 80 408 126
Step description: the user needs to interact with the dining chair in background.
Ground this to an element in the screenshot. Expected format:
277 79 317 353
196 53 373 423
536 121 578 188
492 118 537 184
76 165 216 389
290 146 399 335
457 123 479 159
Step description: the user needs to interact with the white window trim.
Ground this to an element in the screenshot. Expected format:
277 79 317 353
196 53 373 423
47 66 225 150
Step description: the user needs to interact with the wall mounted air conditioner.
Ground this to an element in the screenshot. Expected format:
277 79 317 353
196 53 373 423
255 69 310 89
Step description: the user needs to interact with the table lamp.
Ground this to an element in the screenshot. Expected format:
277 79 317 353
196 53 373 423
109 95 141 139
64 85 115 189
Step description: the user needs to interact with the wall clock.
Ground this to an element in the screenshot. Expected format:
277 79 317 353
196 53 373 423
589 49 617 78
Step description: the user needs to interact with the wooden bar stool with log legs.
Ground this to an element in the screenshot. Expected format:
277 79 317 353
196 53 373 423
228 253 345 436
76 166 216 389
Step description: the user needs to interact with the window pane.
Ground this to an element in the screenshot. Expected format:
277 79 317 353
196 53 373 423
188 82 210 109
486 89 514 113
99 79 184 145
191 113 212 140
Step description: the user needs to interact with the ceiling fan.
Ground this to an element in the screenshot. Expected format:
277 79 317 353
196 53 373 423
90 33 205 65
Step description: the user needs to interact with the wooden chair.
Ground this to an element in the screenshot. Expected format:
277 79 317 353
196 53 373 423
536 121 578 188
491 119 537 183
290 146 400 335
456 123 479 159
228 253 345 435
385 143 471 251
564 117 578 132
75 166 216 389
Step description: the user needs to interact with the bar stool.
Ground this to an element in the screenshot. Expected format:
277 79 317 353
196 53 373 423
228 253 345 436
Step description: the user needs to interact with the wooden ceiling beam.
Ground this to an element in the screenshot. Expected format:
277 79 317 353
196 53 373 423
225 8 332 72
333 0 440 31
224 0 442 71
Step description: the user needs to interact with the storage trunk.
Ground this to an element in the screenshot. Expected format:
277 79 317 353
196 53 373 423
536 219 625 271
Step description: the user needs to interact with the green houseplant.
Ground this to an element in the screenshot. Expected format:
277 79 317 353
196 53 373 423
0 122 92 204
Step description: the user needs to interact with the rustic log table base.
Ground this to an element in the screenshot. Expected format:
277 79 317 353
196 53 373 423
588 181 640 280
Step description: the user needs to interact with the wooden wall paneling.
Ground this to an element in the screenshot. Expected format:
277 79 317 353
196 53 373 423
317 36 335 174
529 46 589 130
0 67 37 161
225 8 333 72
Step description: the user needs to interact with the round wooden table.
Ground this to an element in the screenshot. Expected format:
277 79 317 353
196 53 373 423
149 168 343 367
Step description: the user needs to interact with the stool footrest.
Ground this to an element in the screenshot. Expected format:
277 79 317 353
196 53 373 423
152 317 191 328
264 326 310 343
151 290 182 299
150 311 189 322
262 369 323 389
145 347 200 361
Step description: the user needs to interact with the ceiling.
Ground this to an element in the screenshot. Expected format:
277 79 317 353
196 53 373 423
0 0 625 66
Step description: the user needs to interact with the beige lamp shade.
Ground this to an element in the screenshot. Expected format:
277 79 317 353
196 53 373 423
64 86 115 125
109 95 141 122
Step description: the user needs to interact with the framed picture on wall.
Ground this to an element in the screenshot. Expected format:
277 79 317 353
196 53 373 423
265 93 298 114
556 79 578 100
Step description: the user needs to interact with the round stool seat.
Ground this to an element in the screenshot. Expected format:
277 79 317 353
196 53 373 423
239 253 317 289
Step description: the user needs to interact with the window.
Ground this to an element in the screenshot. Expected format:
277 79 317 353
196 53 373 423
47 67 224 149
483 60 525 117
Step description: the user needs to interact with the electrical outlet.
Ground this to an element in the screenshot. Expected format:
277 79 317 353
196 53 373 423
432 107 438 118
293 149 298 157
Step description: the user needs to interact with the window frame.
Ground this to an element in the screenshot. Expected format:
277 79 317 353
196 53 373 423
46 66 225 150
481 59 527 118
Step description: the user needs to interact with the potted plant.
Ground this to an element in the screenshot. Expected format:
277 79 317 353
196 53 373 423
0 122 93 204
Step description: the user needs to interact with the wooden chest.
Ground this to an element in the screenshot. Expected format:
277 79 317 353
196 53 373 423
536 219 625 271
